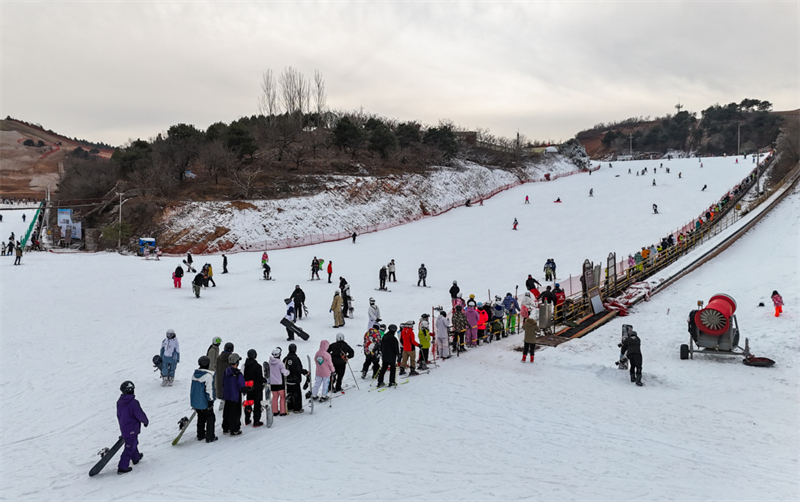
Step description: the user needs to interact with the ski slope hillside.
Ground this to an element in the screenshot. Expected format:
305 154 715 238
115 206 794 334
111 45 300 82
1 156 796 501
0 206 37 247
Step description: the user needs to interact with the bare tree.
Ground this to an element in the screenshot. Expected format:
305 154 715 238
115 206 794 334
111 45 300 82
279 66 310 117
200 141 234 184
227 163 262 198
258 70 279 123
314 69 327 125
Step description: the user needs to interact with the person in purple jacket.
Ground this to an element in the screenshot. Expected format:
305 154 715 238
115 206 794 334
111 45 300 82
116 381 149 474
222 353 248 436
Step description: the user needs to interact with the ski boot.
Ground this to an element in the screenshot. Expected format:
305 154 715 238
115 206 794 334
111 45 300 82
522 355 527 362
361 371 367 379
167 377 174 386
161 377 168 387
376 382 385 388
133 453 143 465
206 436 218 443
636 374 643 386
409 369 419 376
117 467 133 475
399 367 406 376
530 354 534 363
630 373 636 382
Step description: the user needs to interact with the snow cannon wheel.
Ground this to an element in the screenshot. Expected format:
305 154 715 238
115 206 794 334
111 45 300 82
680 344 689 360
743 356 775 368
695 294 737 336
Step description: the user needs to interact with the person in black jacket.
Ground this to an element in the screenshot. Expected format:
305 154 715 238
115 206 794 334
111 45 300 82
377 325 400 388
539 286 557 305
525 274 541 292
378 266 388 290
242 350 265 427
222 254 228 274
327 333 355 393
283 343 308 413
174 265 184 288
192 272 205 298
620 332 643 386
449 281 460 308
290 285 306 319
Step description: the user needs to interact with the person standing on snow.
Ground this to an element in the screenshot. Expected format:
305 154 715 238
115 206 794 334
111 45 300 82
328 333 355 392
159 329 180 386
435 311 452 359
290 285 306 320
465 304 480 347
418 264 427 287
191 356 217 442
378 265 388 290
543 260 553 281
222 254 228 274
398 322 419 376
513 218 518 230
116 381 148 474
503 293 520 334
173 265 184 288
351 231 357 243
362 323 382 379
477 303 490 343
539 285 556 305
215 342 234 409
207 337 222 373
522 316 540 362
619 331 643 386
376 325 400 388
330 290 344 328
367 297 381 330
417 315 432 369
14 244 22 266
186 251 194 272
312 340 335 401
192 271 204 298
388 259 397 282
339 277 351 319
222 353 247 434
206 263 216 287
525 195 530 204
327 260 333 283
311 257 321 280
284 299 297 341
449 281 460 308
268 348 290 417
283 344 308 414
451 305 470 352
243 349 265 427
772 290 784 317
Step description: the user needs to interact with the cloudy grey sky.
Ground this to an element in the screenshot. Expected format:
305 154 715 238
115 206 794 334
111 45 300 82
2 1 797 147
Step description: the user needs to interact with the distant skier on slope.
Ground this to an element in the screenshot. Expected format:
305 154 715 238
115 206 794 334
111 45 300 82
418 264 427 287
513 218 518 230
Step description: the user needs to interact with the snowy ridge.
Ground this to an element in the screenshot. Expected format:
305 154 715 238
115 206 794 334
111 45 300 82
158 156 584 254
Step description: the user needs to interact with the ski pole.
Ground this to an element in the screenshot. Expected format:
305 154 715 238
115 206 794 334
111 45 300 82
346 359 360 390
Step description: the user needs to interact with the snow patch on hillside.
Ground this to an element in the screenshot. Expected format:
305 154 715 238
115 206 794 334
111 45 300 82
159 156 582 253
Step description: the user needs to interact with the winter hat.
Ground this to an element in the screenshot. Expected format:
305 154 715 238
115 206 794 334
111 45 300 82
271 347 282 358
469 294 475 299
453 280 457 285
229 353 241 365
546 286 552 291
247 349 257 359
524 292 531 297
421 263 425 267
387 324 398 332
457 293 463 298
212 336 222 345
372 322 380 329
335 290 340 295
456 305 463 311
198 356 211 369
440 311 447 316
224 342 234 352
288 343 297 353
336 333 345 342
369 297 375 304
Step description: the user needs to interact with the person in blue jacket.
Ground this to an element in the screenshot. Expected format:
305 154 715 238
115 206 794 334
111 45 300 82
191 356 217 443
222 353 247 436
116 381 149 474
502 293 521 334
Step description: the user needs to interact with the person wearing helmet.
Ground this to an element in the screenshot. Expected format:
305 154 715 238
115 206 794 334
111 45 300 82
268 348 290 416
222 353 247 435
387 259 396 282
466 293 477 309
477 303 489 344
206 337 222 372
544 259 554 282
417 264 427 287
553 283 566 307
525 274 541 293
215 342 234 409
417 315 431 369
312 340 335 401
159 329 180 386
191 356 217 442
290 285 306 320
192 270 205 298
378 265 388 290
367 298 381 330
116 381 149 474
619 331 643 386
452 305 470 352
376 325 400 388
435 310 452 359
449 281 460 308
243 350 265 427
502 293 521 335
361 324 382 379
284 298 297 341
339 278 352 319
465 303 480 347
328 333 355 392
522 315 541 363
330 290 344 328
398 323 419 376
283 343 308 414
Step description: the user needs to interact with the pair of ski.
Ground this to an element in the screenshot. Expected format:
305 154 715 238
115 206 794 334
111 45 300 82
368 379 410 392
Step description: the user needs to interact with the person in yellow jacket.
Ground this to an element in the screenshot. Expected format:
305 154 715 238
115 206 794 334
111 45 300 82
330 290 344 328
417 314 432 369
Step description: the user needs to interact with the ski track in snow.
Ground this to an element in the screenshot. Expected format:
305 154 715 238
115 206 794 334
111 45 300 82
1 155 798 501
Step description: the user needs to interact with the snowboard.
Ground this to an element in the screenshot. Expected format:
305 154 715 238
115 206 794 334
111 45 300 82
374 288 392 292
280 317 310 341
262 361 274 428
182 260 196 273
306 355 314 415
414 284 431 288
172 411 197 445
616 324 633 370
88 436 124 476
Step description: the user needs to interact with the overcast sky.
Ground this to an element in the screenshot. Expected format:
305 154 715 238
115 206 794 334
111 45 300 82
2 1 797 147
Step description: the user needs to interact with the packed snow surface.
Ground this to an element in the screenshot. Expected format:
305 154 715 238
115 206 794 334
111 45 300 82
1 155 797 501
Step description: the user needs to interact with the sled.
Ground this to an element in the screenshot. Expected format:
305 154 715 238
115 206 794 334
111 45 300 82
742 356 775 368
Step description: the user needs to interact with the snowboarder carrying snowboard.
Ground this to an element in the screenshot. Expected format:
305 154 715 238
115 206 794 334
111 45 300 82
619 331 643 386
190 356 217 442
116 381 148 474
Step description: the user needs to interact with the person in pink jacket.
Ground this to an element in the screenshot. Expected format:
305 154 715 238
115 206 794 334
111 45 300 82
268 348 290 416
465 306 480 347
312 340 335 402
772 290 784 317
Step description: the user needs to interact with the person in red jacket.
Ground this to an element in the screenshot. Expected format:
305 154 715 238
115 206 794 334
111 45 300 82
398 322 419 376
772 290 784 317
327 261 333 283
476 303 489 344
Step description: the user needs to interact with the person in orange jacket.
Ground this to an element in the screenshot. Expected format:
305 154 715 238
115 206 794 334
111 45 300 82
398 322 419 376
476 303 489 345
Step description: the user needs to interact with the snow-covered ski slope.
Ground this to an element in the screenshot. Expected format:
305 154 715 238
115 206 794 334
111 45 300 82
1 155 798 501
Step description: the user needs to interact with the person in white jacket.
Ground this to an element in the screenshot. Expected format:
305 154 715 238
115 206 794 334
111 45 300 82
435 311 451 359
387 259 396 282
160 329 181 386
367 298 381 330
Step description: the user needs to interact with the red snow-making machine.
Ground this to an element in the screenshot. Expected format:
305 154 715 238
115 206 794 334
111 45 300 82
681 294 774 367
